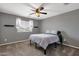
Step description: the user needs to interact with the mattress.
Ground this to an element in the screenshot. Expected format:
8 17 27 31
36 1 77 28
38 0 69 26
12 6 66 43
29 34 59 49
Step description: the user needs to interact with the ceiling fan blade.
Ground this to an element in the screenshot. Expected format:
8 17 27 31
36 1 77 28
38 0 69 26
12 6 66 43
31 9 35 11
39 7 44 11
40 12 47 14
26 4 36 9
39 3 46 8
38 3 45 11
38 3 46 11
29 13 35 15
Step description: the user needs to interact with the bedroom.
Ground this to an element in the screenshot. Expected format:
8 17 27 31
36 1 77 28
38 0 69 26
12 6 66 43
0 3 79 56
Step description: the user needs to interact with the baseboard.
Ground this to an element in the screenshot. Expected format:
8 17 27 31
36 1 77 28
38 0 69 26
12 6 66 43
0 39 28 46
63 43 79 49
57 42 79 49
0 39 79 50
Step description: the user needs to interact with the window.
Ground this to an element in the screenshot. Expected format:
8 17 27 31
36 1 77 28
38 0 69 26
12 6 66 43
16 18 33 32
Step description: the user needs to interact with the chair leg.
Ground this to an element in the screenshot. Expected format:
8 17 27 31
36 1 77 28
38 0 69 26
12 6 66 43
44 50 46 55
54 42 57 48
30 40 31 45
60 42 63 47
35 43 37 48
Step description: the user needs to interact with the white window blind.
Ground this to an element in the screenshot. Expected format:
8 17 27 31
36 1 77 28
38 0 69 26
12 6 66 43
16 18 33 32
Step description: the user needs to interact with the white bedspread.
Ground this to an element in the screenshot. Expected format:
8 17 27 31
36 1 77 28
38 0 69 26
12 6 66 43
29 34 59 49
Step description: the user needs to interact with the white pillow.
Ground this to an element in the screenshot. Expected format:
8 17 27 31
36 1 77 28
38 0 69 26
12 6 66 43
45 30 57 35
51 30 57 34
45 30 51 33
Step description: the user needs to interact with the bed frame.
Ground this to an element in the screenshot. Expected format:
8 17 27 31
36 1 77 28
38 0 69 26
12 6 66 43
30 31 63 55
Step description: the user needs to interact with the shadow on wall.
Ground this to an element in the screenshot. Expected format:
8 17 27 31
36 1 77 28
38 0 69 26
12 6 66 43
61 31 79 47
61 31 72 43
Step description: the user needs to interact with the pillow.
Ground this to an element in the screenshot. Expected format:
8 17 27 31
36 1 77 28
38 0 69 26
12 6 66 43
51 30 57 35
45 33 56 35
44 30 57 35
45 30 50 33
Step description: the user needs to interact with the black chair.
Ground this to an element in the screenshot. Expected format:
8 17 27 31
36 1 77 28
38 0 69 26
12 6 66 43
57 31 63 45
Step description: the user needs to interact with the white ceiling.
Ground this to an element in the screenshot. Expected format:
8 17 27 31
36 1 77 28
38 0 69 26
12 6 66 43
0 3 79 20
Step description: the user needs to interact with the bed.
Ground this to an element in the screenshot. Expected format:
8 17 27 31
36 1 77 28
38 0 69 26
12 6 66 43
29 31 63 54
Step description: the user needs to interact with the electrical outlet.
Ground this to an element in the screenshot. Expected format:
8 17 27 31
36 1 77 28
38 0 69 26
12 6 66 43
4 38 7 42
64 39 66 42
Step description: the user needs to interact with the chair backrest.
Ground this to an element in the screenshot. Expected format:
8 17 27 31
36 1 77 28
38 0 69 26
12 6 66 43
57 31 63 45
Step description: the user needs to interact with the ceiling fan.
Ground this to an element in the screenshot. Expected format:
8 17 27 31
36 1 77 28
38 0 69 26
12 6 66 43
29 4 47 17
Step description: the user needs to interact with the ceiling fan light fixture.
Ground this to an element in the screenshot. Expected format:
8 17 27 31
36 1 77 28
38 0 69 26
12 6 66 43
30 4 47 17
35 13 40 17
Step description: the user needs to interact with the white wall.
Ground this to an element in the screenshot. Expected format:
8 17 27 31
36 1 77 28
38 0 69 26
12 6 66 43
0 15 2 41
0 13 40 44
41 9 79 47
